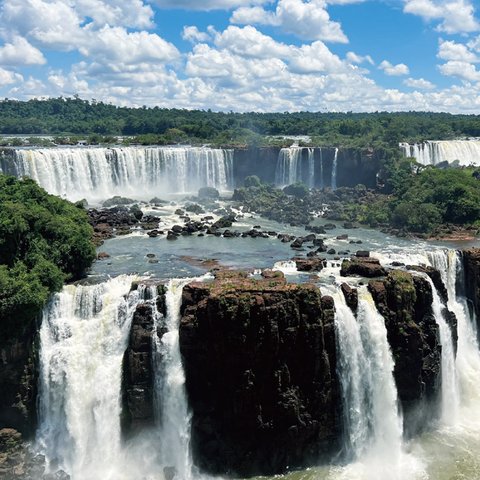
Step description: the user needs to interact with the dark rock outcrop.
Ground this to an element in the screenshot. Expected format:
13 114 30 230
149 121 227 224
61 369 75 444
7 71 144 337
0 333 37 436
340 257 387 278
463 248 480 331
179 272 340 476
368 271 441 415
294 257 325 272
122 285 167 435
407 265 448 303
122 303 155 433
340 283 358 312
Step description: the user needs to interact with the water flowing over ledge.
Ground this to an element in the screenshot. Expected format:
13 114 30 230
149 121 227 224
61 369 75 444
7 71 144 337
22 248 480 480
400 140 480 166
0 146 234 202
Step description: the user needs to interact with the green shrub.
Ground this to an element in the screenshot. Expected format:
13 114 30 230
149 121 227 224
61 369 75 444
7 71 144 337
0 175 96 343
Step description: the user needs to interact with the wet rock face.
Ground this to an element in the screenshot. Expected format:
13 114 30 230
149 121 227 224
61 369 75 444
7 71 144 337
179 272 340 476
0 428 61 480
122 303 155 433
0 333 37 436
462 248 480 331
340 257 387 278
122 285 167 435
368 271 441 413
341 283 358 312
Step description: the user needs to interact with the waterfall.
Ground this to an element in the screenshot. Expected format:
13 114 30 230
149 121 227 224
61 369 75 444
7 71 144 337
331 148 338 190
307 147 315 188
275 147 303 186
428 251 480 421
2 146 234 202
400 140 480 166
319 148 324 189
153 279 194 480
37 276 140 479
424 276 459 424
333 288 404 472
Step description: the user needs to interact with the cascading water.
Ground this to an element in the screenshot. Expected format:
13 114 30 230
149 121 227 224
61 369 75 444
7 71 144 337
275 147 303 186
307 147 315 188
400 140 480 166
332 288 408 478
1 146 234 202
331 148 338 190
319 148 324 189
153 279 195 480
37 276 208 480
424 276 459 424
428 251 480 422
37 275 140 479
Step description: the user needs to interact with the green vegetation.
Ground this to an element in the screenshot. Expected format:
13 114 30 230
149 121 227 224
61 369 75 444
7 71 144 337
1 97 480 148
283 182 309 198
0 175 96 343
333 159 480 234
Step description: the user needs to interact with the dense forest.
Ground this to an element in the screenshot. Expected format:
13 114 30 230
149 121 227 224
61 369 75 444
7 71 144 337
0 175 95 344
1 97 480 148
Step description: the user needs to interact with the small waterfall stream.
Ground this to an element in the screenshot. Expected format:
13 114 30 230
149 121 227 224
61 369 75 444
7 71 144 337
424 276 459 424
429 251 480 421
331 148 338 190
319 148 324 189
307 147 315 188
275 147 302 186
154 279 194 480
333 287 405 477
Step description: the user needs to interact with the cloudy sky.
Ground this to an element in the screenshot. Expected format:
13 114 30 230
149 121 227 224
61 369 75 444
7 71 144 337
0 0 479 112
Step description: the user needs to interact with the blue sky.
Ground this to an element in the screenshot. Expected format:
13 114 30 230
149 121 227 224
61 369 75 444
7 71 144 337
0 0 479 112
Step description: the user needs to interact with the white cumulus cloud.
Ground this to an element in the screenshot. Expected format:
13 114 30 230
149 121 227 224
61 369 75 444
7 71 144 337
182 26 212 43
404 0 479 34
0 36 46 65
153 0 270 10
346 51 374 65
403 77 436 89
437 39 479 62
379 60 410 76
439 60 480 81
231 0 349 43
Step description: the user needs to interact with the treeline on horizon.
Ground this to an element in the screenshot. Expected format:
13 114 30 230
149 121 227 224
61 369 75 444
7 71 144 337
1 97 480 148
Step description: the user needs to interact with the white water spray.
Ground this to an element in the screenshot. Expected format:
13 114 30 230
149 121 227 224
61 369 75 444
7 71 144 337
319 148 324 189
424 276 460 425
275 147 303 186
37 276 140 479
2 147 233 202
153 278 195 480
332 287 408 478
428 251 480 423
400 140 480 166
331 148 338 190
307 147 315 188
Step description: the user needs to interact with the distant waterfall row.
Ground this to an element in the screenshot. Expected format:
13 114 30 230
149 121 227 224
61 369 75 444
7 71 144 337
275 146 338 189
400 140 480 166
0 146 234 202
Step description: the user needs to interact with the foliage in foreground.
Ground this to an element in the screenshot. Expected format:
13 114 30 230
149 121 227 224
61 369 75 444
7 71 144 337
0 175 96 343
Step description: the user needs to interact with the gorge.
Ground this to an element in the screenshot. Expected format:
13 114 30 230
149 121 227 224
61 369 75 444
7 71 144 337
1 143 480 480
